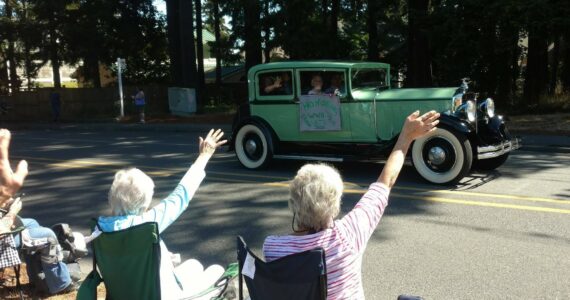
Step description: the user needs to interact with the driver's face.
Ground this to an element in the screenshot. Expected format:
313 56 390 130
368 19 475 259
311 76 323 88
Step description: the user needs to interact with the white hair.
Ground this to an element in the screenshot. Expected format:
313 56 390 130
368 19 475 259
289 164 343 231
108 168 155 216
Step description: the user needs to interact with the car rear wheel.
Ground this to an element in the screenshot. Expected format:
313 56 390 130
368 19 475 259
474 153 509 170
411 127 473 185
234 123 272 169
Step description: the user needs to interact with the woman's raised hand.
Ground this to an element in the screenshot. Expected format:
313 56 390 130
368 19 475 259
0 129 28 204
400 110 440 142
199 129 227 156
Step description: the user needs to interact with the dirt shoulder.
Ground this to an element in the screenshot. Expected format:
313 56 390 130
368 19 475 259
119 112 234 125
508 113 570 136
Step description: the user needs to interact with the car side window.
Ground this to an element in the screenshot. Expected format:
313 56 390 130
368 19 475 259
300 71 346 97
300 72 324 95
258 71 293 96
323 72 346 96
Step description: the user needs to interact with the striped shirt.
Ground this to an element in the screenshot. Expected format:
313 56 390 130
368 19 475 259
263 182 390 300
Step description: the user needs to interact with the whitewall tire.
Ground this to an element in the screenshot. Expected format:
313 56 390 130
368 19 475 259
234 124 272 169
411 127 473 184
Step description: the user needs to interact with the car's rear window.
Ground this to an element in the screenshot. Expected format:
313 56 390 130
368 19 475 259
258 71 293 96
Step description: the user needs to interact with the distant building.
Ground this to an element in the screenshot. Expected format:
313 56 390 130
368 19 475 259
17 29 233 88
18 63 78 89
205 65 245 84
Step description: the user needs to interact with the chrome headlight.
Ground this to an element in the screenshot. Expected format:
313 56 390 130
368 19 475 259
479 98 495 118
456 100 476 122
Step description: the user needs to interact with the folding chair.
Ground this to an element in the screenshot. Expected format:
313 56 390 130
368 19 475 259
0 214 26 300
236 236 327 300
79 221 162 300
78 221 236 300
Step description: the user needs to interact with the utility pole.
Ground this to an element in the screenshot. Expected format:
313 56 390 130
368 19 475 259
117 58 126 118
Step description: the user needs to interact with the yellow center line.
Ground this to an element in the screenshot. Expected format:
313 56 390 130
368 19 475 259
206 170 570 205
390 186 567 205
241 182 570 215
45 162 118 172
390 193 570 214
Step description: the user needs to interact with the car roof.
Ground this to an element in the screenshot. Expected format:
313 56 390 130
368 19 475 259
248 61 390 74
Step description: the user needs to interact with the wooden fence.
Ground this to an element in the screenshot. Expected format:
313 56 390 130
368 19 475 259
0 83 247 121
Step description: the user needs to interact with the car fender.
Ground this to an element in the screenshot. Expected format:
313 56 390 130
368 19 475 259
438 114 473 135
435 114 480 155
230 116 278 153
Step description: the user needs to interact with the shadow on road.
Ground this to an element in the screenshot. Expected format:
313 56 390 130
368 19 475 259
12 129 570 266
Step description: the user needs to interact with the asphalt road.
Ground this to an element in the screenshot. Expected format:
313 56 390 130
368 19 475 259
8 128 570 300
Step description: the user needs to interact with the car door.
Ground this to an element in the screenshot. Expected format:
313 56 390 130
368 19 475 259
294 68 352 142
249 69 298 140
347 66 389 142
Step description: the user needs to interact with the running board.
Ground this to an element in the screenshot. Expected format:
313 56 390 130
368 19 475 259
273 155 413 166
273 155 344 162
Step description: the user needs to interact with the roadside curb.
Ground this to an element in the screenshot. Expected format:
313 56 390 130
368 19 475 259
1 122 233 134
3 122 569 149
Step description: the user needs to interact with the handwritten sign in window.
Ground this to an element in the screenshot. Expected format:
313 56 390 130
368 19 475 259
299 95 341 131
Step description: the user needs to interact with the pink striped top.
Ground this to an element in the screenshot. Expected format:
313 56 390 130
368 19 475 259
263 182 390 300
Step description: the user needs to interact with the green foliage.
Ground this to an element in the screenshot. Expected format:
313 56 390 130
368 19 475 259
203 0 241 65
2 0 569 112
62 0 169 85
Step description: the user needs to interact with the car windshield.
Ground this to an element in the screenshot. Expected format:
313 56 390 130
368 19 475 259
351 68 388 90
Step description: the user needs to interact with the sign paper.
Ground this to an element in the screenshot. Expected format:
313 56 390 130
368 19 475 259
299 95 341 131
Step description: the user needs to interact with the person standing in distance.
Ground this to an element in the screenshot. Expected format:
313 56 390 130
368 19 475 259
132 87 145 124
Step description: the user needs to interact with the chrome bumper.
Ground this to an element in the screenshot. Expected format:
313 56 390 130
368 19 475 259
477 137 521 160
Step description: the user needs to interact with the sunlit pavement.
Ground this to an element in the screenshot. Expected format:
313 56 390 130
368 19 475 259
9 128 570 300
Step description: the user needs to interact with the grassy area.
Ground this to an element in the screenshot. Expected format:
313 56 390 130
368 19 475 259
35 81 79 88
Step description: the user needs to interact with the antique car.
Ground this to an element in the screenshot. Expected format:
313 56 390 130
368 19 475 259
230 61 520 184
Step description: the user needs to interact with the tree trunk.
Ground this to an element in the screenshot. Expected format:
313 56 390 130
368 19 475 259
322 0 328 28
24 40 33 91
406 0 432 87
262 1 271 63
330 0 340 58
0 52 7 94
21 0 33 91
179 0 198 88
195 0 206 112
85 52 101 88
49 26 61 89
213 0 222 86
166 0 182 86
562 32 570 92
523 28 549 107
480 16 498 97
367 0 379 61
351 0 362 18
496 22 520 106
5 0 19 92
244 0 262 72
549 34 561 94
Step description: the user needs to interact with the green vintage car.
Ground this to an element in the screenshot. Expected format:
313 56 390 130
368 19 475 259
230 61 520 184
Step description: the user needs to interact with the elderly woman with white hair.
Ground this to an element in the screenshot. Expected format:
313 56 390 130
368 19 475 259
95 129 227 300
263 111 440 300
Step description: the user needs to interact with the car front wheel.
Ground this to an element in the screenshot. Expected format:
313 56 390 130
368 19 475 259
411 127 473 184
234 123 272 169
